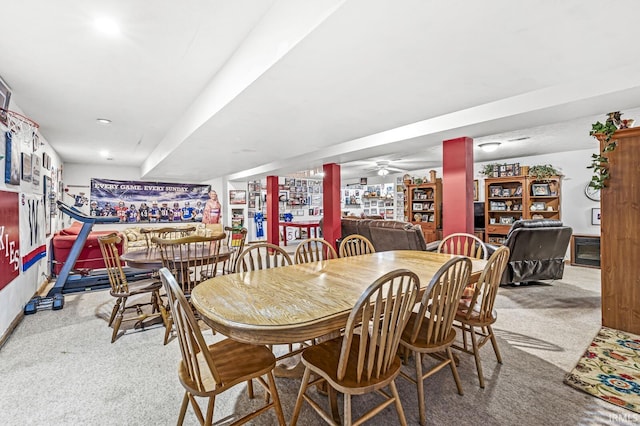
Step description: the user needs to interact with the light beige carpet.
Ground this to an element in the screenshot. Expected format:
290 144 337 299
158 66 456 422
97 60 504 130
1 265 638 425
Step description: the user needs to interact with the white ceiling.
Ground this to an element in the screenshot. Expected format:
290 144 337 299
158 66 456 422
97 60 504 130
2 0 640 183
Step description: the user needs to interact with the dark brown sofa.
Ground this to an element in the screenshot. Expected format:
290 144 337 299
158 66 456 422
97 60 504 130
341 218 428 252
489 219 573 285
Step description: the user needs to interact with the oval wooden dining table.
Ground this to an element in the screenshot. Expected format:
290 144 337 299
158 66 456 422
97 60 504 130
190 250 486 346
120 245 232 270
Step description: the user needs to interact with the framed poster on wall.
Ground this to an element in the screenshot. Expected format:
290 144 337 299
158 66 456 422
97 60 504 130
21 152 32 182
90 178 211 223
4 132 20 185
229 190 247 204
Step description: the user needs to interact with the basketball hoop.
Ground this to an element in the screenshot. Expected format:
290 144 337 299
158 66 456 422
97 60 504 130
1 108 39 150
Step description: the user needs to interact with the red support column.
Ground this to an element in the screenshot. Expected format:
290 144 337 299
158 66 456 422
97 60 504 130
322 163 341 250
442 137 474 236
266 175 280 247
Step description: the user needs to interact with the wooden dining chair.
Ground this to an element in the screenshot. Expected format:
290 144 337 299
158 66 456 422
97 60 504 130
338 234 375 257
97 232 169 343
141 226 196 249
235 242 292 272
399 256 472 426
153 233 226 344
221 226 248 274
291 269 420 426
153 233 226 295
453 245 510 388
437 232 488 260
294 237 338 264
437 232 487 300
158 268 286 426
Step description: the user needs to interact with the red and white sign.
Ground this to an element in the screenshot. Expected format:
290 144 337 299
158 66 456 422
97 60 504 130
0 191 20 290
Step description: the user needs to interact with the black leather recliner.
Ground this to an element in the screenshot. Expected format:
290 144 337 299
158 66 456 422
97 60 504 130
489 219 573 285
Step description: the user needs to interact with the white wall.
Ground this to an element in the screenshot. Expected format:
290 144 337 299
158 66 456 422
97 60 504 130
0 104 63 340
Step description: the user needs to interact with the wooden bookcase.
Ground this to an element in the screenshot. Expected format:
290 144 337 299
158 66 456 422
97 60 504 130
600 127 640 334
484 175 561 244
404 179 442 243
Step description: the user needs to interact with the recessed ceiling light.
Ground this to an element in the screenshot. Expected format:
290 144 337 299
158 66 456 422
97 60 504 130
94 17 121 37
99 150 109 158
96 118 112 125
478 142 501 152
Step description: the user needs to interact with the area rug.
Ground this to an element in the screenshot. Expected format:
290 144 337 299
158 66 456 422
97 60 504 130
565 327 640 413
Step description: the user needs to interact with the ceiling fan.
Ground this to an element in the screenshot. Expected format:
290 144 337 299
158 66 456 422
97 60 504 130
340 155 440 179
371 161 402 176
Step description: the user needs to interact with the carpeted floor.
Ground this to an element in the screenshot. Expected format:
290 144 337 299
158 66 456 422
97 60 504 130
565 327 640 415
0 264 638 425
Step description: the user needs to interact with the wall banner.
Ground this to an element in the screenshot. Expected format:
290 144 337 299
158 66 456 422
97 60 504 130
0 190 20 290
20 193 46 272
90 178 211 223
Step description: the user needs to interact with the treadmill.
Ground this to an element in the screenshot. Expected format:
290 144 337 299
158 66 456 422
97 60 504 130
47 201 152 296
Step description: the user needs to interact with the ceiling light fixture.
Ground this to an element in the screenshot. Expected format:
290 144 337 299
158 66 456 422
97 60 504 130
99 150 109 158
478 142 501 152
378 168 389 176
96 118 112 125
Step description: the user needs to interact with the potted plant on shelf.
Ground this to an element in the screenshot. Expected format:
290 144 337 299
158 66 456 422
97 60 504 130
588 112 621 189
479 163 499 177
527 164 561 180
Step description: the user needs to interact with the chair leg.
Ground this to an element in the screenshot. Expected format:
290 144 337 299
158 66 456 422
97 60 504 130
157 295 170 329
390 380 408 426
188 393 205 425
150 291 159 314
163 313 173 345
447 347 464 395
461 323 469 351
108 297 121 326
469 326 485 388
328 382 341 424
414 351 426 426
244 379 254 399
177 392 189 426
205 396 215 426
266 371 286 426
111 297 127 343
343 393 352 426
488 325 503 363
290 367 312 426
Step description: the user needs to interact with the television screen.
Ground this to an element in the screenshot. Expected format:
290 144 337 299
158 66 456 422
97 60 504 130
474 202 485 229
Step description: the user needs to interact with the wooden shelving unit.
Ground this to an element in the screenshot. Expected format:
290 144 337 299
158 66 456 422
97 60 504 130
484 175 561 244
404 179 442 243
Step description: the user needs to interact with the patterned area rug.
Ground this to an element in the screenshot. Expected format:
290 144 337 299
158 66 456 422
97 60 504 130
565 327 640 413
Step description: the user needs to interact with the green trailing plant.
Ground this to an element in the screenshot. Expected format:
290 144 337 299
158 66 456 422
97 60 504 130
587 117 619 189
480 163 500 177
527 164 560 180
